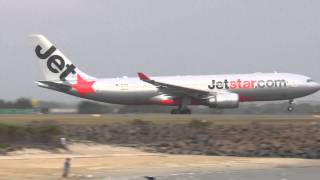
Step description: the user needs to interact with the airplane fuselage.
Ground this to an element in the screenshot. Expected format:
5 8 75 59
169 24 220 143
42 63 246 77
63 73 320 106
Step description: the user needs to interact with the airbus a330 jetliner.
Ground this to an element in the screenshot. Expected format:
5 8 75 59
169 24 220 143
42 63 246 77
30 35 320 114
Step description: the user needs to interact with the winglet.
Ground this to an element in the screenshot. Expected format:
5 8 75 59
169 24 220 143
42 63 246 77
138 72 151 81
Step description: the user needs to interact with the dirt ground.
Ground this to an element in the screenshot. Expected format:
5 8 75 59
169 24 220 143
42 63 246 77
2 114 320 179
1 143 320 180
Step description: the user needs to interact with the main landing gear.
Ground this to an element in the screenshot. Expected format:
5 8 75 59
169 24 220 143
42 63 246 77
171 97 192 114
171 108 191 114
287 99 294 112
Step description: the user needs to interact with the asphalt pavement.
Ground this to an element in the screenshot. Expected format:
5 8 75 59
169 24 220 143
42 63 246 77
104 166 320 180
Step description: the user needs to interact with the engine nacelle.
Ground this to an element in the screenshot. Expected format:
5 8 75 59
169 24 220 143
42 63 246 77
207 93 239 108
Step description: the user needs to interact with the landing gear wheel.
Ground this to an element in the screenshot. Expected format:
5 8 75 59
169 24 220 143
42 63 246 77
171 109 179 114
287 106 294 112
181 109 191 114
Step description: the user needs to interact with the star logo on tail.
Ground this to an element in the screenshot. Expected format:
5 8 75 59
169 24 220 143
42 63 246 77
72 74 96 97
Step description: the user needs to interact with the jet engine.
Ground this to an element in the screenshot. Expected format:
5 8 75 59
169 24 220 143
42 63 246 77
207 93 239 108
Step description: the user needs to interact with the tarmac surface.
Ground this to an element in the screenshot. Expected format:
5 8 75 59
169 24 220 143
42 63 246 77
106 166 320 180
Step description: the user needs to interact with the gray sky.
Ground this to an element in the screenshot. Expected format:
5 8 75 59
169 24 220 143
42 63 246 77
0 0 320 102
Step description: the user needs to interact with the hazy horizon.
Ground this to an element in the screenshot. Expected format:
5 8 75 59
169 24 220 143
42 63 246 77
0 0 320 103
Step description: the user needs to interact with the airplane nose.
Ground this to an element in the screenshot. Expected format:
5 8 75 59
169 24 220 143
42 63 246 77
312 82 320 91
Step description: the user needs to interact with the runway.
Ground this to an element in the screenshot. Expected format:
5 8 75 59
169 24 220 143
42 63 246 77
110 166 320 180
1 114 320 125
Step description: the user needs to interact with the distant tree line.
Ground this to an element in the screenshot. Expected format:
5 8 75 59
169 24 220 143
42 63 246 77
77 101 224 114
77 101 113 114
0 98 32 109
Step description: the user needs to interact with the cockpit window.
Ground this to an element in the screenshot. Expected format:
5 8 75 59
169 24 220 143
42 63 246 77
307 79 313 82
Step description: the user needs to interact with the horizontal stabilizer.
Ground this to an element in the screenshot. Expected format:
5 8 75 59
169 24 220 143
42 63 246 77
37 81 72 91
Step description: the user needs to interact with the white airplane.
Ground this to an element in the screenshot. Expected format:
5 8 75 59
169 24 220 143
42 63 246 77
30 35 320 114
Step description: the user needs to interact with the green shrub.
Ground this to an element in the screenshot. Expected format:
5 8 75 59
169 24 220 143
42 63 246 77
0 123 62 144
131 119 150 126
0 144 9 149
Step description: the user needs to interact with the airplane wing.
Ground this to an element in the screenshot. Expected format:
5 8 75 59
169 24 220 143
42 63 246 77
138 72 216 98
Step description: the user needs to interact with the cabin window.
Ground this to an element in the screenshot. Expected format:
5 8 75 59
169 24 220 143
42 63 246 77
307 79 313 83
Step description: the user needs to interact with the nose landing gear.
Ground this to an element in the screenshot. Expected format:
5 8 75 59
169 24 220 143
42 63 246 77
287 99 294 112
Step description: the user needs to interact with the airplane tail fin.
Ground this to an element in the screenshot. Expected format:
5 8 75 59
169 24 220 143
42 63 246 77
29 34 95 81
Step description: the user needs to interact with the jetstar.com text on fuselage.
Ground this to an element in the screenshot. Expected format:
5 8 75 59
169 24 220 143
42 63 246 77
208 79 287 89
